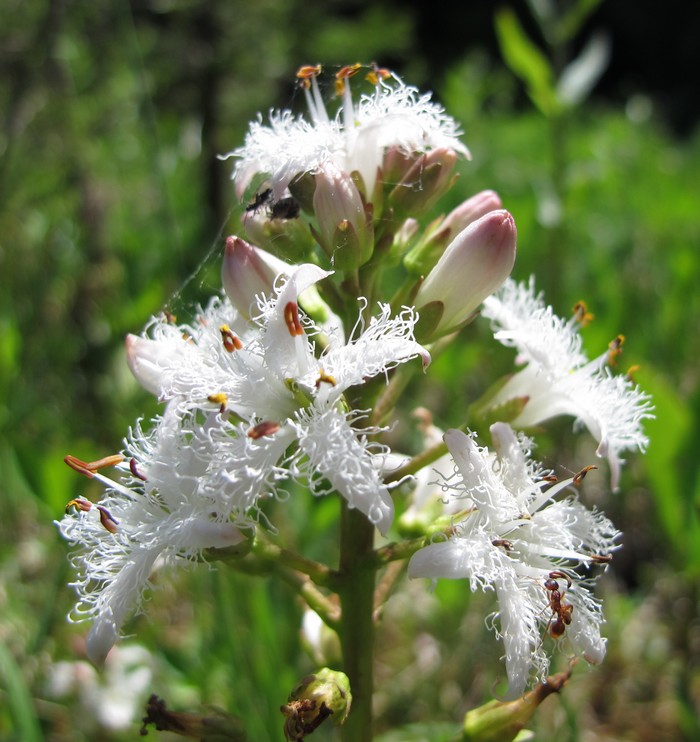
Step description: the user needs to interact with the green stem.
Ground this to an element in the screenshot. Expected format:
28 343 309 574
275 569 341 630
250 537 333 587
371 363 416 427
383 438 448 484
337 502 377 742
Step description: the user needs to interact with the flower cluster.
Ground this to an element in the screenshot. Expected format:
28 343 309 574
60 260 428 663
59 64 651 704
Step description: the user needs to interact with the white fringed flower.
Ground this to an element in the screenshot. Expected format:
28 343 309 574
126 263 430 535
57 405 250 666
481 277 653 490
223 66 469 200
408 424 619 698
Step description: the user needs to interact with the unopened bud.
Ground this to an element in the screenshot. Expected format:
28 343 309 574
312 163 374 269
125 334 176 397
242 207 316 262
404 189 504 276
281 668 351 741
442 190 503 235
462 669 571 741
387 147 458 217
222 236 291 319
414 210 516 341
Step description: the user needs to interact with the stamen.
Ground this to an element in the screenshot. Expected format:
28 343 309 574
208 392 228 414
572 301 594 325
296 64 322 90
607 335 625 366
247 421 281 439
65 498 92 514
572 465 597 485
296 64 322 80
336 63 362 79
219 325 243 352
626 364 640 383
335 63 362 96
590 553 613 564
96 505 119 533
284 302 304 337
130 458 147 481
64 454 125 478
315 369 337 388
366 63 392 85
163 310 177 324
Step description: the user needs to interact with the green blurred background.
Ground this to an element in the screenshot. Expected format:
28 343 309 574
1 1 699 740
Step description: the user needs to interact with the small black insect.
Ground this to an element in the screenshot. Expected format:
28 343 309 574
245 187 273 213
269 196 300 220
245 188 300 220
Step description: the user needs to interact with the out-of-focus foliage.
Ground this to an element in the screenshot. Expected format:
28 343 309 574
1 1 699 740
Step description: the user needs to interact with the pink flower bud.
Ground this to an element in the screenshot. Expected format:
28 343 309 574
441 189 503 235
387 147 458 217
404 190 503 276
312 162 373 269
221 235 291 319
414 209 517 340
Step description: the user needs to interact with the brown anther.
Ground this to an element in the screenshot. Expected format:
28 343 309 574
163 310 177 324
208 392 228 414
572 465 597 485
590 553 613 564
65 498 92 514
219 325 243 352
284 302 304 337
626 364 641 383
336 63 362 80
247 421 281 439
572 301 594 325
492 538 513 551
541 474 559 483
130 458 147 482
296 64 322 79
334 64 362 97
315 369 337 388
366 64 392 85
64 454 125 478
97 505 119 534
607 334 625 366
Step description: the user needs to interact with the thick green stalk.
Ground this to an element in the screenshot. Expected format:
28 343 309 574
337 502 377 741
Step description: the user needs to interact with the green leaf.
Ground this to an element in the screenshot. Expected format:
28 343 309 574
0 641 43 742
495 8 560 117
638 367 700 569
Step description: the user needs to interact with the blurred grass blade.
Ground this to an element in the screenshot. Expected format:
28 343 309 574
495 7 559 116
0 640 43 741
639 367 700 568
